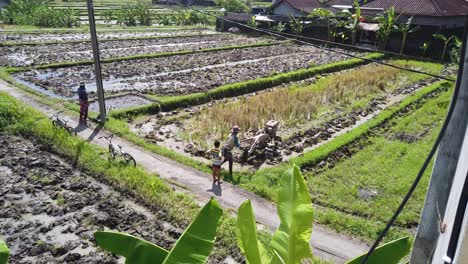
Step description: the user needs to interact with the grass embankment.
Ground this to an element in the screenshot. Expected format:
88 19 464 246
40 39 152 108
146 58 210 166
240 80 454 242
0 91 243 262
185 60 443 145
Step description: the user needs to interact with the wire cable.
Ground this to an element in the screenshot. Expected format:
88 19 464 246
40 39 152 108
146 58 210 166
360 17 467 263
166 2 455 82
166 4 464 263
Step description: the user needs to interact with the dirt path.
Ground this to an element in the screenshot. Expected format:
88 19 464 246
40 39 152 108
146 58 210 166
0 79 369 263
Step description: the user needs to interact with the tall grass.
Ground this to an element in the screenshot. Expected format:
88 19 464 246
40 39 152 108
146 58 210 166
187 60 441 143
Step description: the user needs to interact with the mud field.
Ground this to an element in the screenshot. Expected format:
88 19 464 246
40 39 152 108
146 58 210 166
0 28 216 44
15 44 359 97
89 94 153 112
0 33 265 67
130 73 443 169
0 134 237 263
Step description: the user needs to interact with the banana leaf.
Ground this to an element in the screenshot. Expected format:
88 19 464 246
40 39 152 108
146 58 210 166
346 236 412 264
0 240 10 264
237 199 270 264
270 165 314 264
162 197 223 264
94 231 168 264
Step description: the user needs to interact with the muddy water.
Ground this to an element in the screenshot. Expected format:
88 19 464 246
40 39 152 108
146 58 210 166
16 45 359 97
0 34 266 67
89 94 153 112
0 134 184 263
0 28 217 44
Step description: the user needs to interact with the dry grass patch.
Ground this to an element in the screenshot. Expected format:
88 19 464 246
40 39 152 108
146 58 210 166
186 60 436 144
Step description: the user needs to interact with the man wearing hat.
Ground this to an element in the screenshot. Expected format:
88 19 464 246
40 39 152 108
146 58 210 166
77 82 89 121
221 125 240 178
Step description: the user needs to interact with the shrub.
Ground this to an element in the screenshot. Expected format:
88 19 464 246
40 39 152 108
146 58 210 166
0 0 79 28
116 0 152 27
215 0 250 13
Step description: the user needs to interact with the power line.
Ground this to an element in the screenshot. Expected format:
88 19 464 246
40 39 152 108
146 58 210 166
167 2 455 82
165 3 463 263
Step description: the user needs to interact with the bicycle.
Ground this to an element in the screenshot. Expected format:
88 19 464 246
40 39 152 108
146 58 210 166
51 111 77 136
99 134 136 167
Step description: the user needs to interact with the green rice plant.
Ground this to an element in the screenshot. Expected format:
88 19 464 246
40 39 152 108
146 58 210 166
94 198 223 264
0 240 9 264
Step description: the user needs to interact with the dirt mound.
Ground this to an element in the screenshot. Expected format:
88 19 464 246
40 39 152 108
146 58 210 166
0 134 181 263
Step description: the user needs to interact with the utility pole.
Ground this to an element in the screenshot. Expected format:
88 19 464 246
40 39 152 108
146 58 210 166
411 17 468 263
86 0 106 123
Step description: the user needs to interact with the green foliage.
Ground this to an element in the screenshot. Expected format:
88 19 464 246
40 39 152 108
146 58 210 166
237 166 313 264
396 16 419 54
0 240 9 264
115 0 152 26
215 0 250 13
420 42 431 57
271 22 286 33
0 0 79 28
308 8 337 41
94 232 169 263
270 166 314 264
94 198 223 264
433 34 459 61
346 237 411 264
376 6 399 50
288 15 306 35
237 200 270 264
449 36 462 64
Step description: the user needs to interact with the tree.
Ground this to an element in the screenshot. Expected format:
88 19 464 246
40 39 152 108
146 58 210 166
433 34 459 61
396 16 419 54
214 0 249 13
376 7 399 50
308 8 337 41
344 0 361 45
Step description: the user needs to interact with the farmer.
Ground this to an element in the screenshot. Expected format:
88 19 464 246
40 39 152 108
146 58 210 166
77 82 88 121
207 140 222 184
222 125 240 178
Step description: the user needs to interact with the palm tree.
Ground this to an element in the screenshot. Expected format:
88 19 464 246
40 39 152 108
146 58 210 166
397 16 419 54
